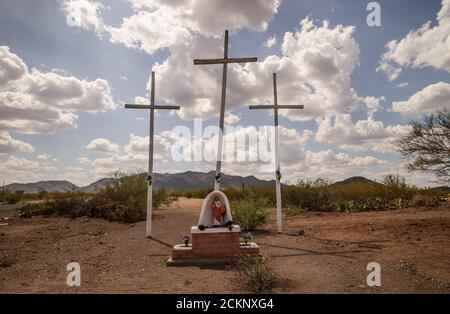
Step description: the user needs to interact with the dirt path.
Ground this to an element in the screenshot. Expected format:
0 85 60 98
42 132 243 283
0 198 449 293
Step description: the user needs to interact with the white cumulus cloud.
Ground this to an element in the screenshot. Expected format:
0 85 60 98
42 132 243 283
315 114 408 153
263 35 277 48
377 0 450 81
392 81 450 117
0 131 34 154
60 0 106 35
0 46 116 135
86 138 119 153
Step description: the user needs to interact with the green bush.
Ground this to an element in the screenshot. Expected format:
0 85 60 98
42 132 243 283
99 171 147 207
234 255 277 293
231 198 269 231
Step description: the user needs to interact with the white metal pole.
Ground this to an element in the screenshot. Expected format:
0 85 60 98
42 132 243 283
146 71 155 238
146 183 153 237
215 30 228 191
273 73 282 234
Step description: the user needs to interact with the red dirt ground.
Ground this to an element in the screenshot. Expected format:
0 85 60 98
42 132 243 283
0 197 449 293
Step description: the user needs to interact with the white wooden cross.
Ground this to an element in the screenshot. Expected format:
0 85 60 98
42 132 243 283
125 71 180 238
249 73 304 233
194 30 257 190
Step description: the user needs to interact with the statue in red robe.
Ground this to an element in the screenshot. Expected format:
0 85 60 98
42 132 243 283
211 196 225 226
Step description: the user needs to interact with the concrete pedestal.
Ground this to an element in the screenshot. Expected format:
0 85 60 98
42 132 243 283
166 225 259 266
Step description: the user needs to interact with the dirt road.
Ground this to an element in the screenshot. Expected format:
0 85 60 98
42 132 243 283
0 198 449 293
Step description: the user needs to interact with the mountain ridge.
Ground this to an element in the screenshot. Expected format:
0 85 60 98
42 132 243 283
3 171 276 193
5 173 447 194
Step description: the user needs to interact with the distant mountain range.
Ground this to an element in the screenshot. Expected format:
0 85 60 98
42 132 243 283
3 171 275 193
4 173 448 194
4 180 79 194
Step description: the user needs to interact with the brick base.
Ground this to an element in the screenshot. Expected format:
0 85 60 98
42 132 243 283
167 225 260 266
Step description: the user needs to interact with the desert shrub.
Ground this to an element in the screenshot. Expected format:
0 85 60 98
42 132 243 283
99 172 147 207
246 185 276 205
0 190 24 204
234 255 277 293
382 174 417 200
410 194 441 207
153 188 172 209
37 190 48 200
223 187 246 201
231 198 269 231
20 194 87 218
87 172 172 221
283 178 331 211
84 197 145 223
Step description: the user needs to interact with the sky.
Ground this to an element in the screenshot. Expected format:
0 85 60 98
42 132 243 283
0 0 449 187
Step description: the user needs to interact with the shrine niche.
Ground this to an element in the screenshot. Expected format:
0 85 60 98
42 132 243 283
197 190 233 229
166 193 259 266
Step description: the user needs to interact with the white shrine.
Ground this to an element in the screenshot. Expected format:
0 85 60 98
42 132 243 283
167 190 259 266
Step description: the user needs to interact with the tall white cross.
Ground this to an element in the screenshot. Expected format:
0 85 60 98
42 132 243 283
249 73 304 233
125 71 180 238
194 30 257 190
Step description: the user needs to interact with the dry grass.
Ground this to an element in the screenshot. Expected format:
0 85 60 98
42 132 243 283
234 255 277 293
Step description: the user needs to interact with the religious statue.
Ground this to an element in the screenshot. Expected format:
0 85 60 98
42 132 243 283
211 196 226 227
197 190 233 230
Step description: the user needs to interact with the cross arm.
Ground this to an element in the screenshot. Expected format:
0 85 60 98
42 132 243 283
249 105 304 110
194 57 257 65
125 104 181 110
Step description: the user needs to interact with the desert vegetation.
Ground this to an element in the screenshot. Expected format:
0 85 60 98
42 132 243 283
229 174 447 216
0 190 24 204
18 172 173 223
230 198 269 231
12 172 448 226
234 255 278 293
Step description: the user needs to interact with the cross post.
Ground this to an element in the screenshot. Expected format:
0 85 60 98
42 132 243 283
194 30 257 190
125 71 180 238
249 73 304 233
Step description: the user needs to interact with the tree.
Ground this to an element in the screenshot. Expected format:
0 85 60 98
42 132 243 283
397 109 450 184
